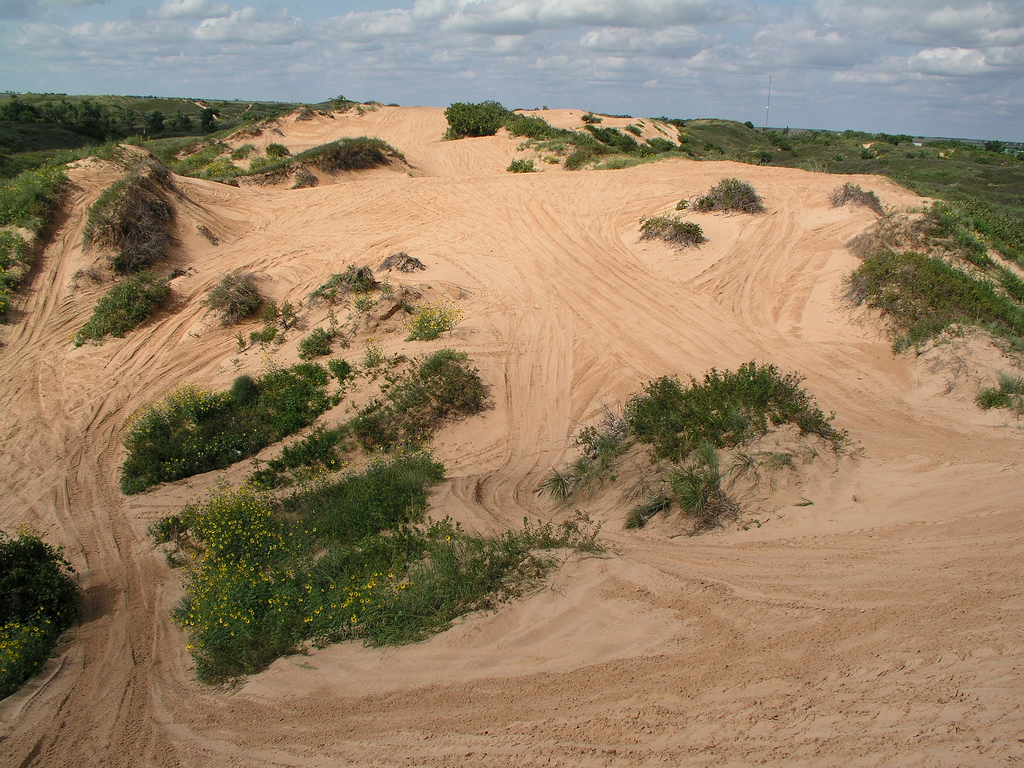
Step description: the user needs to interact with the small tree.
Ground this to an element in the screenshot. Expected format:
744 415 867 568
200 107 219 132
144 110 165 136
444 101 509 139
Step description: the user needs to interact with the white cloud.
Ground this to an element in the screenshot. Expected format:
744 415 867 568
907 46 991 76
153 0 231 20
580 25 704 57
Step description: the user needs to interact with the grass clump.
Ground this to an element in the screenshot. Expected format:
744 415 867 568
309 264 378 304
625 494 672 529
639 216 706 249
976 372 1024 413
507 158 536 173
120 362 334 494
0 230 33 321
405 300 462 341
74 270 169 345
693 178 765 214
0 163 67 233
297 327 335 360
162 473 601 682
668 442 739 531
352 349 485 451
1 531 80 698
205 271 262 324
564 148 596 171
295 138 400 173
265 143 290 159
625 362 845 462
846 250 1024 350
83 162 175 274
829 183 884 215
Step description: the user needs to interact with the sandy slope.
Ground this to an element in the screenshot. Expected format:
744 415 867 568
1 107 1023 767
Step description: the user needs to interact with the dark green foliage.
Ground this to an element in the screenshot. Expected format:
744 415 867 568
444 101 509 139
625 124 643 137
74 271 169 345
352 350 486 451
83 164 175 274
230 374 258 405
584 125 641 154
693 178 765 213
581 113 602 124
507 158 536 173
265 143 290 159
327 358 353 382
639 216 706 248
0 531 80 698
847 250 1024 349
625 362 845 462
976 372 1024 413
298 327 334 360
503 113 571 141
204 271 261 324
647 137 677 153
119 361 333 494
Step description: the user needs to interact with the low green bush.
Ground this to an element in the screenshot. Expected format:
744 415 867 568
0 163 67 233
265 143 290 159
74 271 169 345
625 361 846 462
298 327 334 360
405 300 462 341
507 158 536 173
0 531 80 699
309 264 378 304
977 372 1024 413
639 216 706 248
829 182 884 215
693 178 765 213
120 362 333 494
564 148 596 171
444 101 509 139
295 137 399 172
0 230 33 321
205 271 262 324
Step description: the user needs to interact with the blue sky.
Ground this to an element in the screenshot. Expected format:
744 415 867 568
2 0 1022 141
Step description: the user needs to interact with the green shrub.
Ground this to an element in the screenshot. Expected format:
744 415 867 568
444 101 509 139
584 125 640 154
0 163 67 233
581 112 602 124
265 143 290 159
829 183 884 215
204 271 262 324
298 327 334 360
639 216 706 248
294 137 399 172
564 148 596 171
0 531 80 699
328 358 353 382
507 158 536 173
83 164 175 274
625 361 846 462
846 250 1024 349
405 300 462 341
352 349 486 450
668 442 738 530
74 271 169 345
309 264 378 304
120 362 333 494
976 372 1024 413
0 230 33 321
249 325 278 345
230 143 255 160
693 178 765 213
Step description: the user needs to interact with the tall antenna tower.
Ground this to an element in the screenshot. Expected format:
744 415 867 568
765 74 772 130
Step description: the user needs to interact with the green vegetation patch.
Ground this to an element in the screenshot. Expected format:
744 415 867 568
1 531 81 699
847 250 1024 350
639 216 706 248
977 372 1024 414
507 158 536 173
0 163 67 233
829 182 884 215
120 362 335 494
693 178 765 214
74 270 169 345
160 468 600 682
83 161 175 274
543 363 846 532
205 271 262 324
405 300 462 341
0 230 32 321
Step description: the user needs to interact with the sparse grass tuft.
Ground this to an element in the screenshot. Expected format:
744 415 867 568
977 372 1024 413
74 271 169 345
507 158 536 173
297 327 335 360
205 271 262 324
625 494 672 529
639 216 706 249
668 442 739 531
693 178 765 214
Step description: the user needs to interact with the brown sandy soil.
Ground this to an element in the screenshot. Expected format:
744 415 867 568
2 107 1023 767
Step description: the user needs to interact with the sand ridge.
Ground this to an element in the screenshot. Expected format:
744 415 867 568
1 107 1023 767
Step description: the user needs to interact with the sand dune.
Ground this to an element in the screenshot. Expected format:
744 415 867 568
1 107 1023 767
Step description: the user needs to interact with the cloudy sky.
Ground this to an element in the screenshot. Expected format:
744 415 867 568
2 0 1022 140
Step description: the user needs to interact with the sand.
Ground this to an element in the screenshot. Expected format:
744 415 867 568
1 106 1023 767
